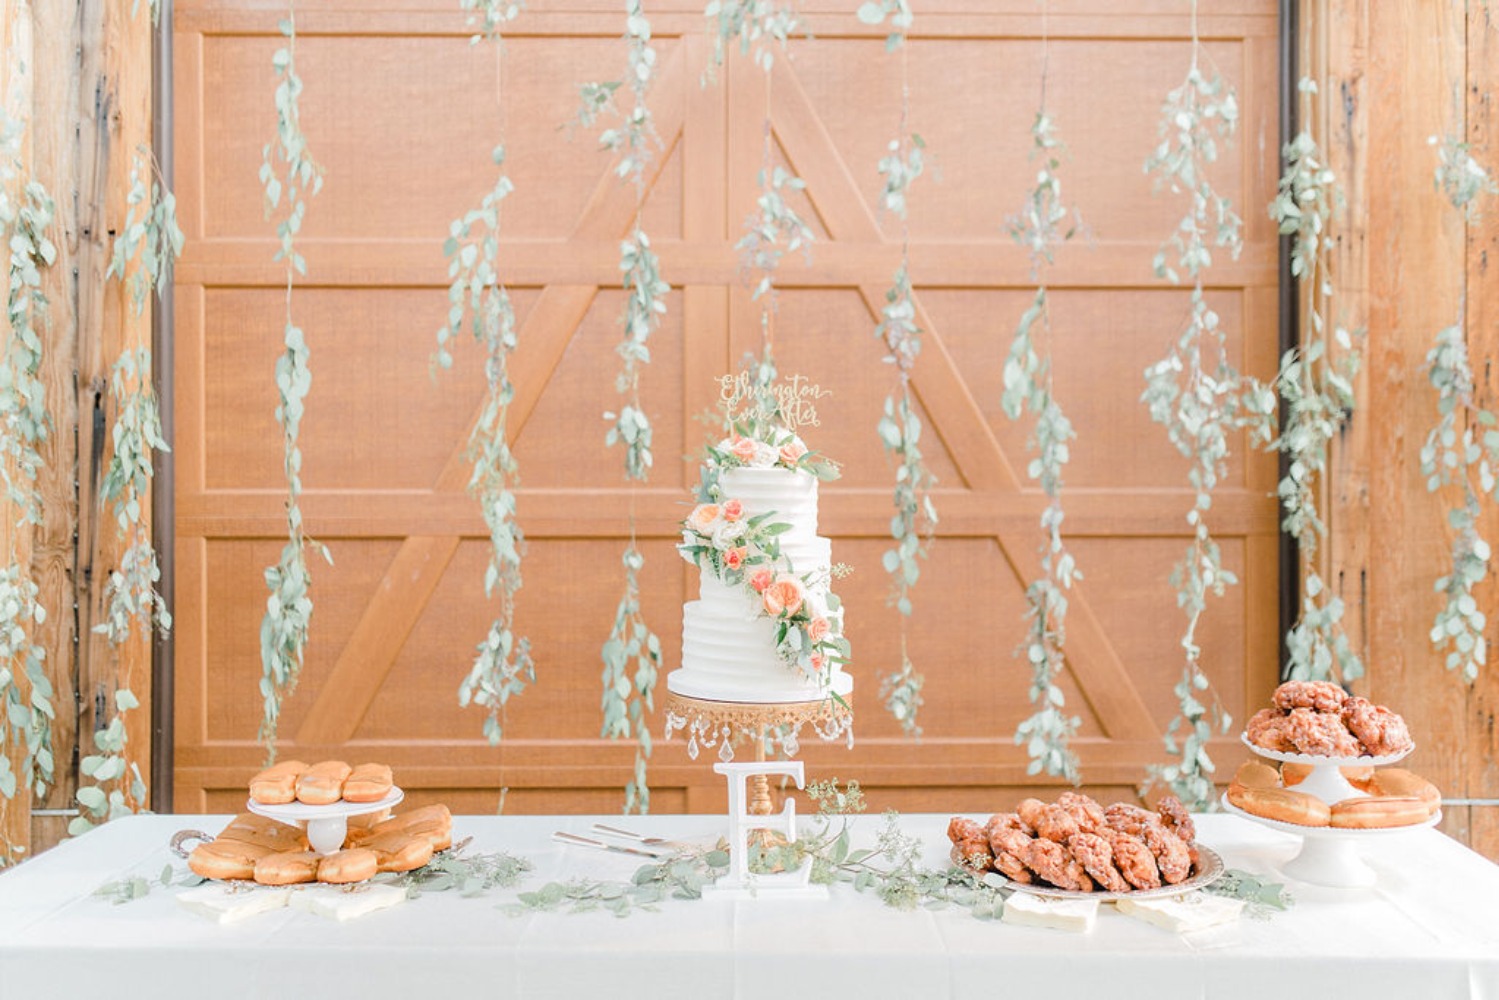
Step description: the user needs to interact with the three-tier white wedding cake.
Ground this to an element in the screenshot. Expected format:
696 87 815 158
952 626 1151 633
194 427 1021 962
668 429 852 705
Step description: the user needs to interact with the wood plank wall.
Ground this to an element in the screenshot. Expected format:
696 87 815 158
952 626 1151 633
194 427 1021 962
0 2 154 862
1318 0 1499 861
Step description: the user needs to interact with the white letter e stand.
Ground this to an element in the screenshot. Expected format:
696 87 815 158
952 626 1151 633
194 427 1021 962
705 760 827 899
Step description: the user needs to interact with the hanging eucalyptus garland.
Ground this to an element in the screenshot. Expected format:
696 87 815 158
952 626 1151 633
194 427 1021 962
73 143 183 834
596 0 668 814
1265 78 1362 685
858 0 931 737
1421 134 1498 684
0 110 58 846
1003 10 1083 783
704 0 799 75
1138 3 1255 810
258 7 329 757
441 4 532 747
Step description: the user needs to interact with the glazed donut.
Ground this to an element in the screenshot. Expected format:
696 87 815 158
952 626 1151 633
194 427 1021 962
1341 697 1414 756
342 763 394 803
248 759 308 805
1102 803 1157 838
1233 761 1281 790
983 812 1033 838
1015 798 1049 832
1068 831 1130 893
1021 838 1094 893
1032 804 1081 844
216 812 309 853
1284 707 1363 757
1056 791 1106 833
1154 794 1195 844
363 830 435 873
1140 823 1193 885
1273 680 1348 713
253 850 321 886
947 816 984 844
318 848 379 884
1367 768 1441 815
1330 796 1430 829
296 760 353 805
188 839 274 881
1099 828 1162 890
1246 708 1298 752
1227 784 1332 826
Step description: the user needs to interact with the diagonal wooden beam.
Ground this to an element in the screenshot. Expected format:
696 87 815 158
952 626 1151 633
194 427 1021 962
292 45 691 748
772 59 1156 740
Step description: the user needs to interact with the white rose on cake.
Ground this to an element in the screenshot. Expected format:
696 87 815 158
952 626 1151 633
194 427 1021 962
711 519 747 550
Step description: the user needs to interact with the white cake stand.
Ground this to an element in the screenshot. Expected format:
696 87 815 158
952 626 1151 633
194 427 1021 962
1239 733 1413 803
246 787 404 855
1222 795 1438 888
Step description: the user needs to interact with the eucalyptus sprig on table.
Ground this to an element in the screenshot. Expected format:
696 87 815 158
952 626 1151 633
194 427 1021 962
95 863 206 905
258 6 331 758
1139 4 1256 811
864 2 933 738
1421 136 1497 684
1264 77 1362 685
1003 105 1083 784
0 117 59 838
373 846 534 897
442 146 536 745
508 849 732 917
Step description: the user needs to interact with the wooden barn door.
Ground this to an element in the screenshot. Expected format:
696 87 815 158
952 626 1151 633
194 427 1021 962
171 0 1281 814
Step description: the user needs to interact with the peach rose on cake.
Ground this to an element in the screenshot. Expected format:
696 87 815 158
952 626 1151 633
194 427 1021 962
721 498 745 522
779 438 808 464
686 503 721 534
807 616 831 643
727 436 758 463
748 568 775 593
723 546 748 571
761 574 806 617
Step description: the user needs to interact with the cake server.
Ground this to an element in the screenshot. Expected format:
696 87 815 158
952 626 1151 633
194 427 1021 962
551 831 669 859
589 823 687 853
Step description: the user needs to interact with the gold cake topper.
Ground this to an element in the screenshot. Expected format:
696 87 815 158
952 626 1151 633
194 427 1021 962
716 372 832 432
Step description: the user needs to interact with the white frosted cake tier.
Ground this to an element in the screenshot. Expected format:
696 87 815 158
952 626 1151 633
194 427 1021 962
717 467 819 542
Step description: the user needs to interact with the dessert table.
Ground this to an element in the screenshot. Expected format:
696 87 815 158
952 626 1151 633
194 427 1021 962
1 812 1497 999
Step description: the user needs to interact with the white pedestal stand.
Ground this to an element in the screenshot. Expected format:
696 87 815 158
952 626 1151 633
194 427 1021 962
703 760 826 900
246 787 404 855
1232 736 1432 888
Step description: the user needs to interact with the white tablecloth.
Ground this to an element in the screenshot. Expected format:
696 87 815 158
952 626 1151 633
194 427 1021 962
1 812 1496 999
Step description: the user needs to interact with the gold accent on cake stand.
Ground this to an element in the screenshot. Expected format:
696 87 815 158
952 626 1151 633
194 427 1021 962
663 692 853 853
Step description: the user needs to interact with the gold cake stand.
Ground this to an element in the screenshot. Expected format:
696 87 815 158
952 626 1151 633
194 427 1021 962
663 691 853 849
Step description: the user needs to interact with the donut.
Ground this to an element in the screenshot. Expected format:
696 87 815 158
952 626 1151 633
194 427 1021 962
1227 784 1332 826
1284 707 1363 756
216 812 309 853
318 848 379 884
188 839 274 881
1021 838 1094 892
1246 708 1297 752
1154 793 1195 844
1099 828 1162 890
1341 697 1414 756
248 760 308 805
1367 768 1441 815
1032 804 1081 844
296 760 353 805
1068 832 1130 893
364 831 435 873
1329 796 1430 829
1056 791 1106 833
1102 802 1157 838
342 763 394 803
986 824 1035 884
1016 798 1049 831
947 816 984 845
1139 823 1193 884
1233 761 1281 790
1273 680 1349 713
253 850 321 886
983 812 1033 838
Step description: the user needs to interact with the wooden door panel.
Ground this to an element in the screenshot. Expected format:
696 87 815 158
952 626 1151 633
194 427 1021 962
173 1 1282 814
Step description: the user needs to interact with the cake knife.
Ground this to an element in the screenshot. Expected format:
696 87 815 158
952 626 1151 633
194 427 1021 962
551 831 669 859
589 823 687 854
